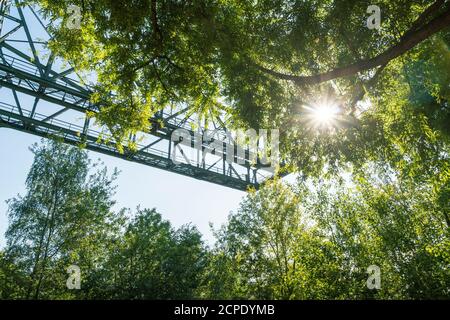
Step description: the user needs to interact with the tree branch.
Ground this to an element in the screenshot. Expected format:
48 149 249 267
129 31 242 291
150 0 163 51
348 0 447 112
151 60 178 99
131 55 182 75
256 3 450 87
403 0 446 37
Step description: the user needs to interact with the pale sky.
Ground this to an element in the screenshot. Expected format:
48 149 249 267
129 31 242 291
0 128 246 248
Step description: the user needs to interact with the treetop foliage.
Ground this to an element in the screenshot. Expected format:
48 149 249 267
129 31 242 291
30 1 449 177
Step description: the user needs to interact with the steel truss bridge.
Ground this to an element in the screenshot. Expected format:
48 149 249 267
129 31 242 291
0 1 278 191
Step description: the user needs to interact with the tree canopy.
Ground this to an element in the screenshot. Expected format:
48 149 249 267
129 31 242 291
0 140 208 299
31 1 449 171
1 140 448 299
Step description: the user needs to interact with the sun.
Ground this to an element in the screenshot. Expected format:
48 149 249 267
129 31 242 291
304 102 340 128
312 104 339 124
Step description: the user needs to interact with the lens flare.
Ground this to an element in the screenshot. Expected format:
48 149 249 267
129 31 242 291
304 102 340 129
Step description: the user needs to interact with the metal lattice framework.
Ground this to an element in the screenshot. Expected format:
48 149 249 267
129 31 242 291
0 1 276 191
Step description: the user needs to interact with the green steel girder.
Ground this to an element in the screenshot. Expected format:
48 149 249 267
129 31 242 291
0 1 274 191
0 102 254 190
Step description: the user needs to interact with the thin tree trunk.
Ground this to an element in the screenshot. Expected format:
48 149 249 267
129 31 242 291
26 214 50 299
33 177 59 299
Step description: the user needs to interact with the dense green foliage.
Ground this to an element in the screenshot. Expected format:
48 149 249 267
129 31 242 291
0 141 208 299
1 140 448 299
30 1 450 153
206 177 449 299
3 140 121 299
